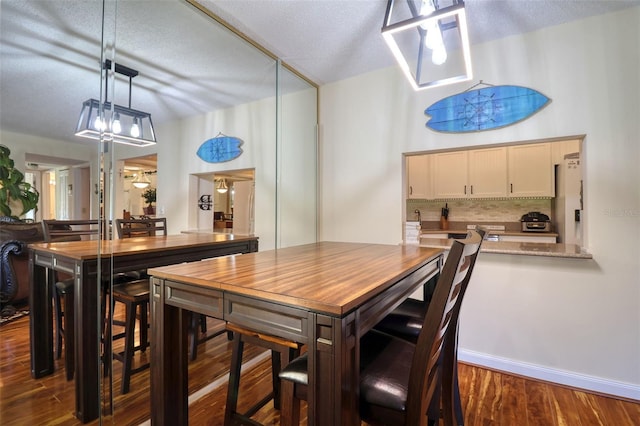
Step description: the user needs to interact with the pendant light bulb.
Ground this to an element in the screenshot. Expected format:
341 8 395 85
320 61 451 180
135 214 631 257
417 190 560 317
131 117 140 138
112 112 122 134
94 115 104 131
432 44 448 65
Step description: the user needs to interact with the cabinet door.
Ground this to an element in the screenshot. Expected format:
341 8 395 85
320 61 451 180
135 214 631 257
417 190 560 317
468 147 508 198
508 143 554 197
407 155 432 199
433 151 468 198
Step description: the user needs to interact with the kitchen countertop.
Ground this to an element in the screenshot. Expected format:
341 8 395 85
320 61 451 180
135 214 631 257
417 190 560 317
418 237 592 259
420 228 559 237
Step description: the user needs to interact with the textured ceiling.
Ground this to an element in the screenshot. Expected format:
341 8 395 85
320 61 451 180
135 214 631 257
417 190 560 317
0 0 636 155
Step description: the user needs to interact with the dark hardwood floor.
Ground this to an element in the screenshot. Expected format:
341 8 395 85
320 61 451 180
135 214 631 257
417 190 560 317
1 309 638 425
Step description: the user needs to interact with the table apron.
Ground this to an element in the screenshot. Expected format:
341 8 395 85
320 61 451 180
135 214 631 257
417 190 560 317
158 279 224 319
223 293 312 345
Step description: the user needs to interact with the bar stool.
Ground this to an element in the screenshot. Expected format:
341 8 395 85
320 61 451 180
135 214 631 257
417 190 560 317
224 323 302 425
104 279 151 394
53 278 75 381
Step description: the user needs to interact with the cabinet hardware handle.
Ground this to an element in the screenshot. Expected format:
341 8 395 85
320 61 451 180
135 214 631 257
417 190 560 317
464 185 467 194
470 185 473 194
410 186 413 195
510 183 513 193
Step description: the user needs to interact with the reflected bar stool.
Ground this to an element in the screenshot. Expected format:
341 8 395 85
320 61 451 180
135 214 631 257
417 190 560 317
104 279 151 394
224 323 302 426
53 278 75 381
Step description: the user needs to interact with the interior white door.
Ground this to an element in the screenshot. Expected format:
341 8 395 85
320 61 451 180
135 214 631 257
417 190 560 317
233 181 254 235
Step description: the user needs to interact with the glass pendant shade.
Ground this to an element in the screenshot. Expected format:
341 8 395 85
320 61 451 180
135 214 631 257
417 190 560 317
216 179 228 193
132 171 151 189
382 0 472 90
75 99 156 147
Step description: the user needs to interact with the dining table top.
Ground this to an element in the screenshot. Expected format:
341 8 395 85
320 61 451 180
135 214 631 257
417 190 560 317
148 241 443 316
28 233 258 261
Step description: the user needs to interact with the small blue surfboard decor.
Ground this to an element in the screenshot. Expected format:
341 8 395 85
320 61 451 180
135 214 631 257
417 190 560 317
425 84 551 133
196 134 243 163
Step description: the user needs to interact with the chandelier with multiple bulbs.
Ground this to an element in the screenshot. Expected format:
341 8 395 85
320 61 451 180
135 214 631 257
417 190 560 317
75 60 156 147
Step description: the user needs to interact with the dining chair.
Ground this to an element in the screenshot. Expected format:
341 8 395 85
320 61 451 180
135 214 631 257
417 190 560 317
115 217 167 238
107 218 169 393
278 230 484 426
372 227 485 425
42 219 102 381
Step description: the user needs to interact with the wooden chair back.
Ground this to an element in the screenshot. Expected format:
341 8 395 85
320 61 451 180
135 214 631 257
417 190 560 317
42 219 102 242
115 217 167 238
405 229 483 425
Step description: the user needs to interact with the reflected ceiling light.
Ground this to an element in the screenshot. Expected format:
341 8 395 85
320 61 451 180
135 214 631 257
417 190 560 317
75 60 156 147
382 0 472 90
216 179 228 194
132 171 151 189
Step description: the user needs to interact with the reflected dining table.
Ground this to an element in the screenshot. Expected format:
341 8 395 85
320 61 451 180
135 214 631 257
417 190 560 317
148 241 443 425
28 233 259 423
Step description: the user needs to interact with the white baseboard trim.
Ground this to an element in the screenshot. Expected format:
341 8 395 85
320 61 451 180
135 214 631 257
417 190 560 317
458 349 640 401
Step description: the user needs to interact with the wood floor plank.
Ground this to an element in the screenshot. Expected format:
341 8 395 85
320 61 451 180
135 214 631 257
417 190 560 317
548 384 583 426
499 371 528 425
1 314 639 425
524 379 556 426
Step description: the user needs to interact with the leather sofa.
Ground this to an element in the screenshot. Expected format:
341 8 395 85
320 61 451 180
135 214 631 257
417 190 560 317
0 217 44 312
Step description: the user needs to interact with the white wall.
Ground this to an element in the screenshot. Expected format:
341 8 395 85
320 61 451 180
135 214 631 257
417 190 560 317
319 8 640 398
0 130 100 219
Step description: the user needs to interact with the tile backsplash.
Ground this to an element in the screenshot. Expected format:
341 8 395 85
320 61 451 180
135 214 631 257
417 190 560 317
407 198 553 223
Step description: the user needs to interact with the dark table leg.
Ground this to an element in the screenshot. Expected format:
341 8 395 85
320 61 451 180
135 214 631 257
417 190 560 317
29 254 54 378
74 265 100 423
311 313 359 426
151 277 189 425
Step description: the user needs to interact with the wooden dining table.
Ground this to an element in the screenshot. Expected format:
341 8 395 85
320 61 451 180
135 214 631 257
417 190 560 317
28 233 259 423
148 241 443 425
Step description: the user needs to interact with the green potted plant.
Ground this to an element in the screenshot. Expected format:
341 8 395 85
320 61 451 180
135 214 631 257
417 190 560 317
0 145 39 219
142 187 156 215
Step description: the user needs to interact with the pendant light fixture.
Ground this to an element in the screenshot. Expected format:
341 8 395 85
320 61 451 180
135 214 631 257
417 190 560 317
132 171 151 189
216 179 228 194
382 0 472 90
75 60 156 147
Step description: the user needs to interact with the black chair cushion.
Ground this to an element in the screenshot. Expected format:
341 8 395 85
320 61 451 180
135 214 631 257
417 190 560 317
278 353 309 385
359 329 415 424
390 298 428 318
55 278 74 295
373 298 427 344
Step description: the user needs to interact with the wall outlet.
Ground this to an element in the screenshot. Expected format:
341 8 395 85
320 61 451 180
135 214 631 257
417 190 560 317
466 224 477 230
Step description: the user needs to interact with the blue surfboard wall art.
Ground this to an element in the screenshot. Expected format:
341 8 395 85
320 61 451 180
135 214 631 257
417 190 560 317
196 135 243 163
425 85 550 133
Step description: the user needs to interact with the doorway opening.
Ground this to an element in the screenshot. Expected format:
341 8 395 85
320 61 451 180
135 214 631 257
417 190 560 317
189 169 255 234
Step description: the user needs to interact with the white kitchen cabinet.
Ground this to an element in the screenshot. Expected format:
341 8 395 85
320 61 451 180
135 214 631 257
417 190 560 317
433 148 508 199
508 143 555 197
468 147 508 198
432 151 468 198
406 155 432 199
